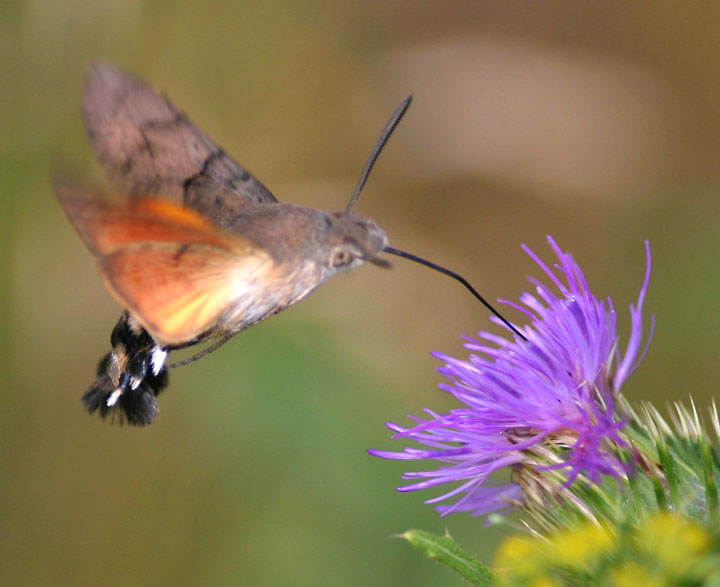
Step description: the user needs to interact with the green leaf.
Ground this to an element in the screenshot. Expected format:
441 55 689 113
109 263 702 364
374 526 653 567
399 529 493 586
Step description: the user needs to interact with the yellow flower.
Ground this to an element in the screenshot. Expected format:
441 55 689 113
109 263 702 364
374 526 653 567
545 523 613 571
495 522 613 584
635 512 711 574
494 511 717 585
494 535 544 576
611 562 663 587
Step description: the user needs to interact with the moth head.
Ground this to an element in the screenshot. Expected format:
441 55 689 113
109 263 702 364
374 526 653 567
323 211 389 271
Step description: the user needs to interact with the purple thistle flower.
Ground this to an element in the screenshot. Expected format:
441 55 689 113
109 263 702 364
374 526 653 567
370 236 652 516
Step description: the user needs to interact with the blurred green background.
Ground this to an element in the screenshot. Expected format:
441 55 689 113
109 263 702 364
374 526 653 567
2 1 720 585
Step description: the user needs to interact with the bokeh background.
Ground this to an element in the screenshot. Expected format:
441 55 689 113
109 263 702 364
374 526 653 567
3 1 720 585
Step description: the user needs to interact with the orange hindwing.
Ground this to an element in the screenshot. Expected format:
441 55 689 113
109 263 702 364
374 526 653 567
55 180 272 344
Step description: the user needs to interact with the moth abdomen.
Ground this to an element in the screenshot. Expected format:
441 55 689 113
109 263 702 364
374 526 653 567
81 312 169 426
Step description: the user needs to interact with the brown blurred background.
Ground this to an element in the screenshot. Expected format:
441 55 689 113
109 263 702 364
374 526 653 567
2 1 720 585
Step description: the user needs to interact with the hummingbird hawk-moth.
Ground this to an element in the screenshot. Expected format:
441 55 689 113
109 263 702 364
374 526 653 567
57 61 521 426
55 61 408 425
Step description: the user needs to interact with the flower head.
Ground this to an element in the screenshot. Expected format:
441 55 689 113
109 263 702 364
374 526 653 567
493 512 716 585
370 236 652 516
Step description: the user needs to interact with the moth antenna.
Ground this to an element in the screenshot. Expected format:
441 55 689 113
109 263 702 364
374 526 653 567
384 246 528 342
167 333 236 369
346 95 413 212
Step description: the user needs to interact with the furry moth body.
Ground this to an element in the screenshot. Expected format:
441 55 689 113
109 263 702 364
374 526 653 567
57 62 395 425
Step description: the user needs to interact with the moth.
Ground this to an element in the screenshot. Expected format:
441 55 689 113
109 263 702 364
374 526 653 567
57 61 521 426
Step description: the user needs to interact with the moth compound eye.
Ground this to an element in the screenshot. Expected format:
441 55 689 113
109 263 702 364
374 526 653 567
331 247 356 268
